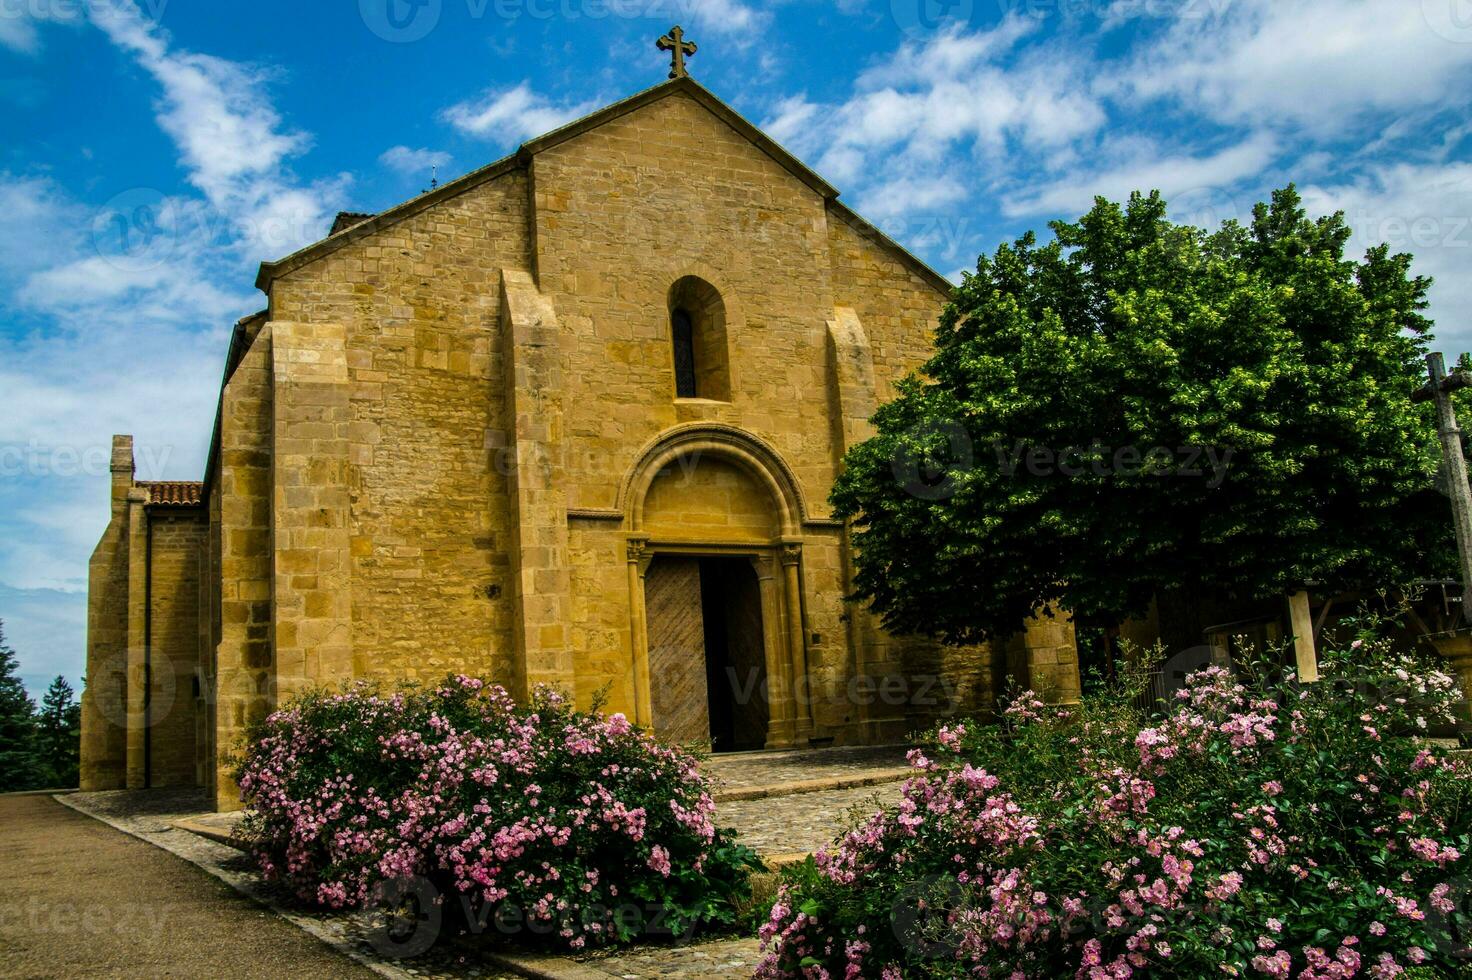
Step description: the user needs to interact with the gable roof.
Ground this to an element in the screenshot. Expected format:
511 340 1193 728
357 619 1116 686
255 76 953 295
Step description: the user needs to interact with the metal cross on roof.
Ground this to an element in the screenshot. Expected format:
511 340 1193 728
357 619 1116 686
657 26 697 79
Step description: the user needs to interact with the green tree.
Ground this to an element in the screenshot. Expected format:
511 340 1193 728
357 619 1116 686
0 620 42 792
831 186 1451 649
36 676 80 788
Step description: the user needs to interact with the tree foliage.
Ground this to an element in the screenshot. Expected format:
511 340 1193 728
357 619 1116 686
37 676 80 788
831 187 1452 644
0 620 41 792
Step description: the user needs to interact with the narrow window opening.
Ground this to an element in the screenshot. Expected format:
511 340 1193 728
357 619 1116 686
672 307 698 398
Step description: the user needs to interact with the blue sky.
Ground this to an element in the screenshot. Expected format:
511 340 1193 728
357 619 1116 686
2 0 1471 698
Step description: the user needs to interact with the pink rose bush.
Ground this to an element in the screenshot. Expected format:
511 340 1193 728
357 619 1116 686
235 678 759 951
758 624 1472 977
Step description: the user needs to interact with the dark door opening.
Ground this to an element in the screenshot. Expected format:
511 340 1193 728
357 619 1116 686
645 556 768 752
698 558 769 752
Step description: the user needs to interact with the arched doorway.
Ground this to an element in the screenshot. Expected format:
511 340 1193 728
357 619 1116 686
621 425 814 750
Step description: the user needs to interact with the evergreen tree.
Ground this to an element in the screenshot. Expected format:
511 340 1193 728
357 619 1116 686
37 676 80 788
0 620 42 792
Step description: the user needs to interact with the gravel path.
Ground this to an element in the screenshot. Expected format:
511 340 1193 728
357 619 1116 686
0 792 380 979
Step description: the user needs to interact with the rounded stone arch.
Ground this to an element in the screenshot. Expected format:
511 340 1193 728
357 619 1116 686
620 424 809 538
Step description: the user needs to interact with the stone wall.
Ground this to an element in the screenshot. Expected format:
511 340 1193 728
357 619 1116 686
80 438 207 791
213 318 274 809
267 169 532 692
146 510 205 787
80 437 134 790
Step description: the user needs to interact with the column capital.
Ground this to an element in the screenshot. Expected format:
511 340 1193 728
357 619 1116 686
779 541 802 566
626 537 650 564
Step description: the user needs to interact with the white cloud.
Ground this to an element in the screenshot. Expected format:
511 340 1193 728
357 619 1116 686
1124 0 1472 130
0 584 88 699
761 18 1108 226
1301 161 1472 354
380 145 453 179
856 173 968 220
442 82 597 143
87 1 342 259
0 14 40 53
0 174 84 274
1000 133 1281 219
675 0 771 38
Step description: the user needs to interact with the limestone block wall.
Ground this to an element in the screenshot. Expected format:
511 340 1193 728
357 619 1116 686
566 522 634 710
267 169 531 691
80 437 134 790
826 209 948 403
145 511 206 787
270 321 353 701
1006 609 1083 706
80 438 207 791
529 90 840 517
500 268 574 699
213 319 274 809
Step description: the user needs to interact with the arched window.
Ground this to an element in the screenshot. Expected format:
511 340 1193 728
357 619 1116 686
668 277 731 401
672 307 698 398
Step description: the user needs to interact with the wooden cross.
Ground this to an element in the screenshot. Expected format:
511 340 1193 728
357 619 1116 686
657 26 697 79
1415 351 1472 622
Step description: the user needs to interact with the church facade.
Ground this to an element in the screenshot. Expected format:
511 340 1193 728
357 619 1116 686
81 74 1082 809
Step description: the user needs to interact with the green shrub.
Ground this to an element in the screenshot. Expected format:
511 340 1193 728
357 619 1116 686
758 626 1472 977
236 678 760 952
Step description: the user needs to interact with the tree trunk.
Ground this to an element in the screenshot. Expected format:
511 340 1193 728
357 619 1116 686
1156 583 1207 664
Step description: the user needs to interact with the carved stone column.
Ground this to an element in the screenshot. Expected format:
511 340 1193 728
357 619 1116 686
626 537 652 729
751 553 797 748
781 540 814 741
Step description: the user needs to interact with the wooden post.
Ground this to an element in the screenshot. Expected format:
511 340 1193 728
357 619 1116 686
1287 590 1319 683
1416 352 1472 622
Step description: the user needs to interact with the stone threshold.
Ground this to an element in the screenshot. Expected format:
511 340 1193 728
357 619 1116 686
712 767 910 803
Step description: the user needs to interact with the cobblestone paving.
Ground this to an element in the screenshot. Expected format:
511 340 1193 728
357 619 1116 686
719 781 906 856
